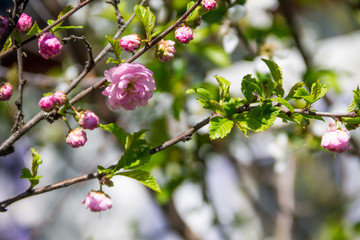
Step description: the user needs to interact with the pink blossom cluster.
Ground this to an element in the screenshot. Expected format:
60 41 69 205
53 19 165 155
321 122 351 153
82 191 113 212
201 0 217 10
175 26 194 44
38 91 67 112
38 33 62 59
119 34 141 52
0 16 8 38
0 82 13 101
103 63 156 110
15 13 32 32
156 40 176 62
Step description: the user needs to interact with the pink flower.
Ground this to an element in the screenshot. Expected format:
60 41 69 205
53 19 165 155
201 0 217 10
82 191 112 212
321 122 350 153
38 95 55 112
52 91 67 106
66 128 87 148
0 16 8 38
175 26 194 44
102 63 156 110
0 82 13 101
119 34 141 52
156 40 176 62
78 110 99 130
38 33 62 59
15 13 32 32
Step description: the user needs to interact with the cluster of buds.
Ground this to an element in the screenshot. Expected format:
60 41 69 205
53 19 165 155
65 109 99 148
0 82 13 101
321 122 351 153
38 91 67 112
38 33 62 59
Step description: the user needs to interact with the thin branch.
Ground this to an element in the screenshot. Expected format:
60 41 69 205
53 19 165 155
11 48 26 132
106 0 125 29
0 0 94 59
62 35 94 69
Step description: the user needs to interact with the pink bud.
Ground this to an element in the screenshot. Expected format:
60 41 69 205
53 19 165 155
0 82 13 101
156 40 176 62
321 122 350 153
175 26 194 44
38 95 55 112
82 190 112 212
0 16 8 38
78 110 99 130
119 34 141 52
201 0 217 10
38 33 62 59
66 128 87 148
15 13 32 32
52 91 67 106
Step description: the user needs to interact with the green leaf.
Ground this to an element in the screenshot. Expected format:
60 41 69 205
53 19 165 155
215 75 231 104
100 123 127 148
31 148 42 177
117 170 161 192
235 103 281 132
310 80 329 104
57 5 73 19
185 2 207 28
20 148 43 189
197 99 225 115
25 21 41 39
272 97 294 113
186 87 211 100
285 82 305 100
341 117 360 130
241 74 263 102
209 117 234 140
134 5 155 40
1 37 12 53
106 57 122 65
105 35 122 60
223 97 246 117
347 86 360 113
261 58 284 97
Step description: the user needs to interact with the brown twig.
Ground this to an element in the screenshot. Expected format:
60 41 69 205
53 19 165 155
11 48 26 132
62 35 94 69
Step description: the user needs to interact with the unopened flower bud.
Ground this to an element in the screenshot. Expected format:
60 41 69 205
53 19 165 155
0 16 8 38
156 40 176 62
175 26 194 44
52 91 67 106
321 122 350 153
82 190 112 212
78 110 99 130
38 95 55 112
0 82 13 101
201 0 217 10
38 33 62 59
119 34 141 52
66 128 87 148
15 13 32 32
